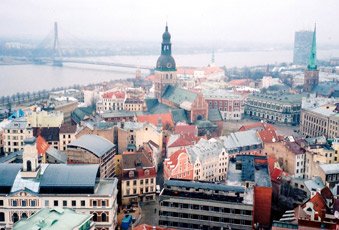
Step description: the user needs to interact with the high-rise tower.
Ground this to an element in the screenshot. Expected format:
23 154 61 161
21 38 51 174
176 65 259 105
154 24 177 100
303 25 319 92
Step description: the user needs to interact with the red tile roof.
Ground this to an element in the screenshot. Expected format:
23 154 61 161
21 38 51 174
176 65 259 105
166 149 187 168
177 68 195 75
228 79 254 86
168 134 200 148
174 123 198 136
102 91 125 99
203 66 224 75
145 74 157 82
137 113 174 129
307 192 327 219
271 168 283 183
239 122 277 132
258 129 278 143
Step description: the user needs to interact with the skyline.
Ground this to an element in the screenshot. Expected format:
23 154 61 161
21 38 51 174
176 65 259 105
1 0 339 46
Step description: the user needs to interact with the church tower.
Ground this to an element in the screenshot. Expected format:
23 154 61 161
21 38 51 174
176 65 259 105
21 137 40 178
154 23 177 100
303 25 319 92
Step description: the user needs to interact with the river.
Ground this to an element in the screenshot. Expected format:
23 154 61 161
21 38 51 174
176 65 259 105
1 49 339 97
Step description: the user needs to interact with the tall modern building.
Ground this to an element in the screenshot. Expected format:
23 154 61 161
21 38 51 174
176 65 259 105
303 26 319 92
154 24 177 101
293 30 313 65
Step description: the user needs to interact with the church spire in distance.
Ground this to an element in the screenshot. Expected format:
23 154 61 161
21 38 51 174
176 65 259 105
307 24 317 70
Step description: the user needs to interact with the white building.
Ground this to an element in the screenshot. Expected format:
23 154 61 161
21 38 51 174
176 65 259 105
3 118 33 153
0 138 118 230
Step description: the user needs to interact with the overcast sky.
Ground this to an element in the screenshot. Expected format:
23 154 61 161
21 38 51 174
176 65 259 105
1 0 338 45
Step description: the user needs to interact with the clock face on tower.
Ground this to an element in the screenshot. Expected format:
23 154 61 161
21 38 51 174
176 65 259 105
166 63 172 68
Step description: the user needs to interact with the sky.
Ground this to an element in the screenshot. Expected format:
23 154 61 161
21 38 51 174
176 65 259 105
0 0 338 45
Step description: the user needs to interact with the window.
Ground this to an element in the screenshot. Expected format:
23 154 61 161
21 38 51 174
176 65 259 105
102 200 106 207
22 200 27 207
0 212 4 222
45 200 49 207
133 180 137 186
0 200 3 206
81 200 85 207
54 200 58 206
93 200 97 207
63 200 67 206
151 178 154 184
146 179 149 184
12 213 19 223
92 213 98 222
101 213 107 222
12 200 17 206
31 200 36 207
140 179 144 185
72 200 76 207
126 181 130 186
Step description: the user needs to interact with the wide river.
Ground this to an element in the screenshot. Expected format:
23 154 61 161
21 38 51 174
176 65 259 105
1 49 339 96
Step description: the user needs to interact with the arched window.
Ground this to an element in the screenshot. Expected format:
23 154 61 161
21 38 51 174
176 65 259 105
101 213 107 222
27 160 32 172
0 212 5 222
21 213 27 219
12 213 19 223
92 212 98 222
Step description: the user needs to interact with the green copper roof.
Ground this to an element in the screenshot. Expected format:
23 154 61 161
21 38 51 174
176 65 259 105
307 25 317 70
13 208 92 230
162 85 197 105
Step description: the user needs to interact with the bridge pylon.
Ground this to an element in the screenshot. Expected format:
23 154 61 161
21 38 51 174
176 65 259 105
53 22 63 66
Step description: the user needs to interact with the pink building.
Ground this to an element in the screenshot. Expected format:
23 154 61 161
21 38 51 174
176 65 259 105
164 149 194 180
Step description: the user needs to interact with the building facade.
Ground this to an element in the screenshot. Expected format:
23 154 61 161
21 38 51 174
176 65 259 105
101 91 125 112
293 30 313 65
121 152 156 205
204 89 245 120
3 118 33 153
245 93 302 125
67 135 116 178
0 139 118 230
158 179 253 230
300 104 339 139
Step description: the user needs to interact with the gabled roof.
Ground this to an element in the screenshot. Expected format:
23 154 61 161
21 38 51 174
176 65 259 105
68 135 115 158
166 149 187 168
162 85 197 105
239 122 277 132
40 164 99 190
46 146 67 163
122 152 154 170
137 113 174 129
171 109 189 123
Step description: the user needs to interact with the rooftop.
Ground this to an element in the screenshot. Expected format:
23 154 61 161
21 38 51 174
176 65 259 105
220 130 262 151
227 155 271 187
13 208 92 230
248 93 302 105
162 85 197 105
67 135 115 158
203 89 243 100
4 117 28 130
186 138 224 163
319 163 339 174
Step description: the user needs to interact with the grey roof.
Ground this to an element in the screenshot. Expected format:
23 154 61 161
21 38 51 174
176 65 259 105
46 147 67 163
203 89 243 100
0 151 23 163
304 177 324 192
187 138 224 163
40 164 99 188
165 179 245 193
4 117 28 130
145 98 172 114
122 122 145 130
162 85 197 105
0 163 21 193
220 130 262 150
68 134 115 158
308 106 337 117
319 163 339 174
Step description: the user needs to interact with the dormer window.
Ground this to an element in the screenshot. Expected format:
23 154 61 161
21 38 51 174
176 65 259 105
129 171 134 178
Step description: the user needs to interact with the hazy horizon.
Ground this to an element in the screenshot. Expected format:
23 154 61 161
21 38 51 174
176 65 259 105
1 0 339 46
